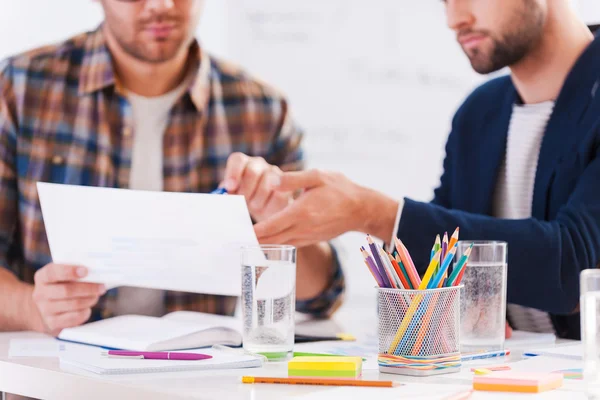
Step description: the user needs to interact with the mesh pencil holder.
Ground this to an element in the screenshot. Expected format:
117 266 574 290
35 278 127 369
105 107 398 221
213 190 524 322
377 286 463 376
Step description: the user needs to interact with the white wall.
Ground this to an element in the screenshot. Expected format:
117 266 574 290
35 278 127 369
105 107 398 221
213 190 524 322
576 0 600 25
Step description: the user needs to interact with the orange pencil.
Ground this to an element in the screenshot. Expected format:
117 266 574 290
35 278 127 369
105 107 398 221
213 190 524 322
411 291 441 355
388 253 411 290
393 238 421 288
242 376 399 388
448 227 460 251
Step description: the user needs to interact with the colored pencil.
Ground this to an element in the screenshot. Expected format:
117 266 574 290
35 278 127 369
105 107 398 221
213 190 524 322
429 242 458 289
242 376 399 388
378 248 398 289
418 249 442 290
455 260 469 285
361 247 385 287
411 291 441 355
441 232 449 264
379 247 403 289
447 228 460 276
393 238 421 288
446 243 473 287
367 236 391 288
394 254 413 289
388 253 411 290
448 227 460 252
429 239 436 262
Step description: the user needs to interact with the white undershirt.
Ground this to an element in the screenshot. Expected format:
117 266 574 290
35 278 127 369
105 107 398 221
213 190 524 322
111 82 187 317
494 101 556 333
390 100 556 333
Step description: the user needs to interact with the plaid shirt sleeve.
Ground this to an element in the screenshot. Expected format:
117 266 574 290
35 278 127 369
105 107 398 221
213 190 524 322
0 60 20 278
267 100 345 318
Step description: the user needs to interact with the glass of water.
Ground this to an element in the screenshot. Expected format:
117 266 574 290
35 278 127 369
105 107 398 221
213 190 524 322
458 241 507 352
582 269 600 398
241 245 296 362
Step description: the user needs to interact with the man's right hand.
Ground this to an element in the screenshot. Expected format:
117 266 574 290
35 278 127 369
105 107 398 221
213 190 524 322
31 264 105 336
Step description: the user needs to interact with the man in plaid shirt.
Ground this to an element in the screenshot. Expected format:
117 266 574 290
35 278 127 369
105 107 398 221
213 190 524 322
0 0 344 335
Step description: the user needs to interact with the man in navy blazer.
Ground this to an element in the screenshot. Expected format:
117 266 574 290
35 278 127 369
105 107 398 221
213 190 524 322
254 0 600 339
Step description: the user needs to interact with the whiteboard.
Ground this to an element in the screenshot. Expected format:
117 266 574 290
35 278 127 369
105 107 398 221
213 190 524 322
223 1 485 294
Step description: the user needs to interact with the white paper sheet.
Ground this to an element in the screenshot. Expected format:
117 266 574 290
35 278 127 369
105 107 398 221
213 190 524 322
506 331 556 348
9 338 96 358
37 183 259 296
523 344 582 360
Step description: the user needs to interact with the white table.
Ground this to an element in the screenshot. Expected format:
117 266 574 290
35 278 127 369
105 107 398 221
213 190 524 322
0 296 583 400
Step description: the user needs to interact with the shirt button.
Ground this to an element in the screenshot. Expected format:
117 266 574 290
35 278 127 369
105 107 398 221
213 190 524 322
122 127 133 137
52 155 64 165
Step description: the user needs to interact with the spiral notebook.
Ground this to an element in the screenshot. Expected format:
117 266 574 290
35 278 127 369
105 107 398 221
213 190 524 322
59 348 262 375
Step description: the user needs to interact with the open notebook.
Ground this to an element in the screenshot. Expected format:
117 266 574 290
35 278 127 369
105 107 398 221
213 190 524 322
59 347 262 375
58 311 243 352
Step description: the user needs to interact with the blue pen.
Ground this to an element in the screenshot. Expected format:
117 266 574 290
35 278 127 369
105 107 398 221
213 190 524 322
461 349 511 362
211 188 228 195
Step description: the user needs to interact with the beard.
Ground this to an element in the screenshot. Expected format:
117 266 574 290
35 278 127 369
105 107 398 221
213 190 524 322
110 15 190 64
461 0 546 74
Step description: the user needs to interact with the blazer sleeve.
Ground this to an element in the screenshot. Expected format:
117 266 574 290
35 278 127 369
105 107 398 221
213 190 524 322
397 138 600 315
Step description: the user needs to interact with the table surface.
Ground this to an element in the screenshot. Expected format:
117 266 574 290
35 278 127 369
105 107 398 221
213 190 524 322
0 295 584 400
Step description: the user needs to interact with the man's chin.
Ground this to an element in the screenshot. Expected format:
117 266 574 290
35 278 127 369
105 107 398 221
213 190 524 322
468 58 504 75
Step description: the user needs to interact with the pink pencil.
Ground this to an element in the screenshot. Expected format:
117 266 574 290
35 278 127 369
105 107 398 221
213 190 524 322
393 238 421 288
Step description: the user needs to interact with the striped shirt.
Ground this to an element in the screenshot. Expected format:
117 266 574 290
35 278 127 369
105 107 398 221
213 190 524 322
0 27 344 320
493 101 556 333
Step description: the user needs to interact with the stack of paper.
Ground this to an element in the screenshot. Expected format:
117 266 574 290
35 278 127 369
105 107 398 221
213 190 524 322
59 348 262 375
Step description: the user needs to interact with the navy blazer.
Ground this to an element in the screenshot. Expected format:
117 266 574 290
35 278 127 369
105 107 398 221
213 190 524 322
398 34 600 339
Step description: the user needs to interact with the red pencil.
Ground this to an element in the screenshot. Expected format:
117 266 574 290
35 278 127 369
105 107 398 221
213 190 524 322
388 253 411 290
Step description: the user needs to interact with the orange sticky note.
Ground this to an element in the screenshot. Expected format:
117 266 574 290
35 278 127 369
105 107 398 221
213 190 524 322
473 372 563 393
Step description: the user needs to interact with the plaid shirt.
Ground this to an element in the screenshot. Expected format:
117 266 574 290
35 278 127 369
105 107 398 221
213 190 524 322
0 27 344 320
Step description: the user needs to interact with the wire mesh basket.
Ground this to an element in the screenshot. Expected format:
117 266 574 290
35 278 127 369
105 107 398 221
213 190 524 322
377 286 462 376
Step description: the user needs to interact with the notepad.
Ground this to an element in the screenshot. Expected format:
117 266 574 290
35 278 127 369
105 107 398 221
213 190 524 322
288 356 363 378
58 312 243 351
473 372 563 393
59 348 261 375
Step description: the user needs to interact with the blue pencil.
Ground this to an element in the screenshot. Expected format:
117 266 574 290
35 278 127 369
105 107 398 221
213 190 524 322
428 242 458 289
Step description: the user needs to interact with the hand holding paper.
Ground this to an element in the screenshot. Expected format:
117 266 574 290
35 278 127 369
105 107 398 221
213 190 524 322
32 264 105 335
37 183 260 296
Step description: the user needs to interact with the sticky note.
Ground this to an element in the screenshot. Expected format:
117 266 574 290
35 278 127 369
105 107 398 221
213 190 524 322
470 365 511 373
288 356 362 378
473 368 492 375
473 372 563 393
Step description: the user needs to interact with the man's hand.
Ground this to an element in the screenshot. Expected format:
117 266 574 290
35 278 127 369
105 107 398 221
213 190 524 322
506 321 513 339
220 153 291 222
254 169 399 248
31 264 105 336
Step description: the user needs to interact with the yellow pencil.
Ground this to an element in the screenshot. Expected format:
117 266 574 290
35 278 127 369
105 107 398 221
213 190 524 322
418 249 442 290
